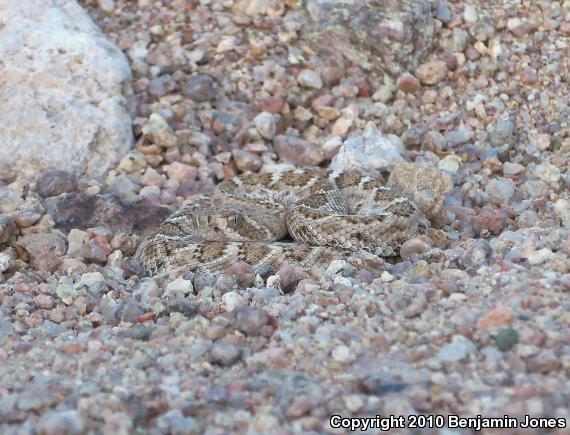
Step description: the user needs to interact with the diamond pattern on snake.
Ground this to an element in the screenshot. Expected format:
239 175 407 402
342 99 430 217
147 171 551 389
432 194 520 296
133 169 426 276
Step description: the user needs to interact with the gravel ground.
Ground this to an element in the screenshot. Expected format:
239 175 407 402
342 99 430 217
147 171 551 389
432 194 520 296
1 0 569 434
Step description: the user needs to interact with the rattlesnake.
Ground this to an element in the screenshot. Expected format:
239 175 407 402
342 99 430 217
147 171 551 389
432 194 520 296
132 169 426 277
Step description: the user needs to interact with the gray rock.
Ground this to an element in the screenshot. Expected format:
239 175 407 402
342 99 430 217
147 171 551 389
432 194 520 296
462 239 493 269
470 18 496 42
297 69 323 89
125 324 153 341
252 287 281 305
209 342 242 366
503 162 525 175
109 174 140 203
37 411 85 435
437 336 477 362
486 178 515 201
434 2 452 23
120 297 145 322
487 118 516 147
155 410 201 435
0 0 133 181
36 320 67 338
234 307 270 336
16 390 55 412
445 124 474 146
183 74 217 102
254 111 277 140
0 318 16 345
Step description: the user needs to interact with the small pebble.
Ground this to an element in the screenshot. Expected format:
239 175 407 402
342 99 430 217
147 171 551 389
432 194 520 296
495 327 519 352
397 73 421 93
332 345 353 363
416 60 448 85
209 342 242 366
486 178 515 201
297 69 323 89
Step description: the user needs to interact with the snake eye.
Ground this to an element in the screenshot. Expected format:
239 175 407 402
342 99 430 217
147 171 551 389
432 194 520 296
228 214 242 227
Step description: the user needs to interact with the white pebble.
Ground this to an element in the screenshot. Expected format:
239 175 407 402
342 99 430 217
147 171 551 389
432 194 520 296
254 112 276 140
77 272 105 288
333 276 352 287
98 0 115 13
332 345 353 363
326 260 348 274
438 155 462 174
344 395 365 413
222 291 245 311
486 178 515 201
554 199 570 215
502 162 525 175
165 277 194 295
297 69 323 89
67 229 87 256
533 163 561 184
463 4 478 23
0 253 14 273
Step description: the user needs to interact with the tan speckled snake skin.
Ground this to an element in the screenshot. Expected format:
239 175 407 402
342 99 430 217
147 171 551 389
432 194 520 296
133 169 425 276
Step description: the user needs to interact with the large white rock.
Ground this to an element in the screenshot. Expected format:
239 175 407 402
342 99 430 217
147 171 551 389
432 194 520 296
0 0 134 181
330 122 405 173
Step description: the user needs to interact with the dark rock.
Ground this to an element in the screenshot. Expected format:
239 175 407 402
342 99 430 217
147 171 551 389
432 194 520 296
233 307 271 336
125 325 153 341
47 193 170 234
0 214 17 245
495 327 519 352
47 192 96 231
358 374 407 395
166 301 200 317
277 264 300 293
36 170 78 198
128 201 172 233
